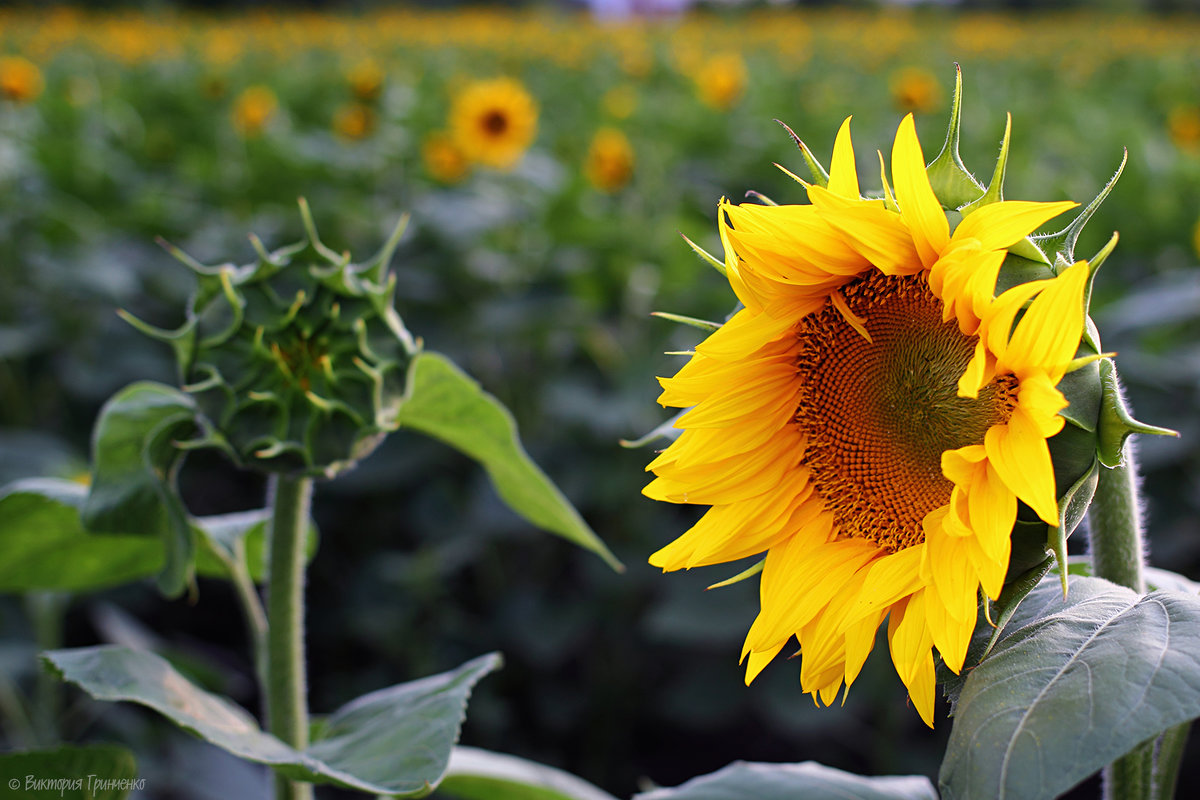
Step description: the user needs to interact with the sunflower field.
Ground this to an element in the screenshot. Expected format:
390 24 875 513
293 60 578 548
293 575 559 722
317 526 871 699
1 5 1200 800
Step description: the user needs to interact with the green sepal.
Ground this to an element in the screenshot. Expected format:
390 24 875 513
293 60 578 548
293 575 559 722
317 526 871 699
994 251 1054 294
1034 149 1127 268
619 408 685 449
775 118 830 188
1096 359 1179 468
679 232 727 277
706 557 764 590
925 64 986 210
650 311 721 332
960 113 1011 214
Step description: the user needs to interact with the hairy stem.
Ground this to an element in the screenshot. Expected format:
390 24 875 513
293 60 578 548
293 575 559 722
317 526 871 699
266 475 314 800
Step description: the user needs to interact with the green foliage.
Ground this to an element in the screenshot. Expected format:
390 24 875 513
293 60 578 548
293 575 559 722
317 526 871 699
0 745 139 800
44 645 500 797
0 479 162 592
941 575 1200 800
633 761 938 800
436 747 619 800
396 351 622 571
82 382 198 597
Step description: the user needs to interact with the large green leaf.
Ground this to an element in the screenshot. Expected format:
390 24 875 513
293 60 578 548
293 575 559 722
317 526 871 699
44 645 501 797
940 575 1200 800
633 761 938 800
435 746 619 800
396 351 622 571
0 744 139 799
82 381 199 597
0 479 162 592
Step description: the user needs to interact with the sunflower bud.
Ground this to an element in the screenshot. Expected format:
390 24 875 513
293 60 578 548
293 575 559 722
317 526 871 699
122 200 416 479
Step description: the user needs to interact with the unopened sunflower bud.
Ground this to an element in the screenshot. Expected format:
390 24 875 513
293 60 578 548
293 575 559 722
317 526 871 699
122 199 416 479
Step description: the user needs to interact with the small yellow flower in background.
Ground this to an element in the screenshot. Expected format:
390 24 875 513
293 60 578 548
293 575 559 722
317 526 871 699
231 85 278 137
1167 105 1200 152
645 115 1086 727
585 128 635 193
423 131 470 184
890 66 942 114
450 77 538 170
603 85 638 120
333 103 376 140
347 59 385 103
693 52 747 111
0 55 44 103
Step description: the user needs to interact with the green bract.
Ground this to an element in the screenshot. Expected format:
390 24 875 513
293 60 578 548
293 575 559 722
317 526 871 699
123 200 416 479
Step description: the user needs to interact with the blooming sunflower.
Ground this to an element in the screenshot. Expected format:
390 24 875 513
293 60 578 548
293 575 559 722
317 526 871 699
449 77 538 171
645 114 1091 726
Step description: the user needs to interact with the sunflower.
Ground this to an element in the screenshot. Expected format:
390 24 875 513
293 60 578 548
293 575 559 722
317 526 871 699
890 67 942 114
645 115 1087 726
0 55 44 104
231 85 278 138
692 53 747 111
585 128 635 193
422 131 470 184
333 102 375 141
449 77 538 170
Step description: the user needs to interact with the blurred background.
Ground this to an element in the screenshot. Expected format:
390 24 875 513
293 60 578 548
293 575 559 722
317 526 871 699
1 1 1198 798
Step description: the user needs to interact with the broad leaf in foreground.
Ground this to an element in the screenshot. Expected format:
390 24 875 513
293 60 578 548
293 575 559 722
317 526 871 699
44 645 500 797
396 351 622 571
940 575 1200 800
436 746 619 800
633 761 938 800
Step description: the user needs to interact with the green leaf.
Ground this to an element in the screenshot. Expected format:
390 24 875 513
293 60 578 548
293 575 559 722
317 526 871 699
83 382 199 597
436 747 619 800
0 478 162 593
634 761 937 800
940 575 1200 800
192 509 318 582
44 645 501 797
396 352 623 572
0 744 139 799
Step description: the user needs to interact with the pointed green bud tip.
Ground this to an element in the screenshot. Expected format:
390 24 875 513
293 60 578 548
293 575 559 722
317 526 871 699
135 201 418 479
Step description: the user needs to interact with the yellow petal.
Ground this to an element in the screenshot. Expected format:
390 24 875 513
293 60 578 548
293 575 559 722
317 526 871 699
742 640 785 685
814 199 922 276
984 410 1059 525
955 199 1077 252
827 116 860 200
1003 261 1088 377
891 114 949 268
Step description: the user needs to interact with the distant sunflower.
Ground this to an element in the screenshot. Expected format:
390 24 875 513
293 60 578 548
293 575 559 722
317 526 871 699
646 115 1084 726
231 85 277 137
693 53 747 111
0 55 44 103
890 67 942 114
333 102 375 141
450 77 538 170
422 131 469 184
585 128 634 193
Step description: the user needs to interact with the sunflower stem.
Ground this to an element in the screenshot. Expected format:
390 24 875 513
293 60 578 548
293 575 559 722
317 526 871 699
266 475 314 800
1088 443 1145 595
1088 364 1161 800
